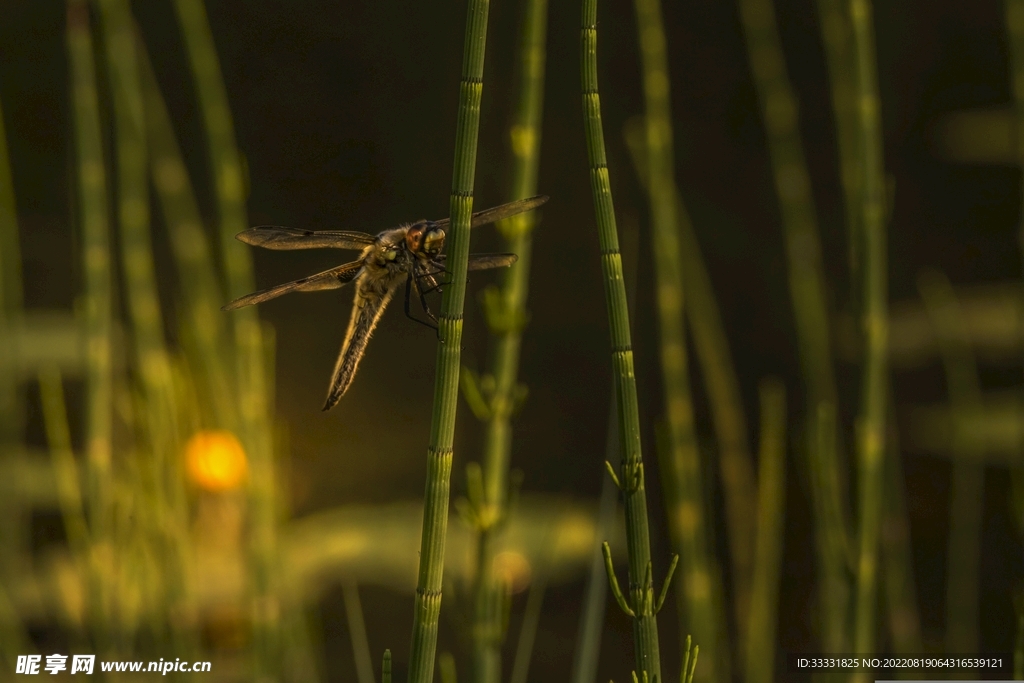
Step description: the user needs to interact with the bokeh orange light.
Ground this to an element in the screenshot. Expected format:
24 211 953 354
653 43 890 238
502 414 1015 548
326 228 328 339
184 430 249 492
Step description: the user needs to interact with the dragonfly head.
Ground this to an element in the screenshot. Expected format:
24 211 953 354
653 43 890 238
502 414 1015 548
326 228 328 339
406 221 446 256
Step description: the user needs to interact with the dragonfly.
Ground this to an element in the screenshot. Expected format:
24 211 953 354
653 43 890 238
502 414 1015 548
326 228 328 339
223 194 549 411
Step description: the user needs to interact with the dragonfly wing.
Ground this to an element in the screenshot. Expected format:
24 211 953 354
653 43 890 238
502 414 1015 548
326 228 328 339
431 195 549 230
323 285 398 410
222 261 363 311
467 253 519 270
237 226 375 250
427 253 518 272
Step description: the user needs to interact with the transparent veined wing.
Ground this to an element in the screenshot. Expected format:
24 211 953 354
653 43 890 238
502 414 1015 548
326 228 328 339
237 225 375 250
431 195 549 230
222 261 363 310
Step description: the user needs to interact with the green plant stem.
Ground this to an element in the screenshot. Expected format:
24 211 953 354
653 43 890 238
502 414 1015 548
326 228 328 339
624 120 754 670
917 269 983 654
849 0 888 675
343 582 376 683
67 0 113 650
879 397 922 669
509 570 547 683
38 367 91 558
571 224 638 683
136 39 234 430
99 0 190 649
174 2 279 675
744 378 786 683
581 1 663 679
815 0 861 289
572 393 620 683
631 0 725 676
468 0 548 679
737 0 837 412
807 401 850 656
408 0 493 680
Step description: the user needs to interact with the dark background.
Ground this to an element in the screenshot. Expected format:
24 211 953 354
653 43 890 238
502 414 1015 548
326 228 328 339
2 0 1022 680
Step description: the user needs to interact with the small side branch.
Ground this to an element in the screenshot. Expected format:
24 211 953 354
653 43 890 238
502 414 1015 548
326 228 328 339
655 554 679 615
602 542 635 617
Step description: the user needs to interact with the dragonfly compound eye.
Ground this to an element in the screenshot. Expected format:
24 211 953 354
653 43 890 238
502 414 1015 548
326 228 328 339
424 229 445 254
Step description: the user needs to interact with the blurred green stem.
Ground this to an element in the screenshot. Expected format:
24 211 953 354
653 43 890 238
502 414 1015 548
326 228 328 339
849 0 888 676
815 0 862 289
136 38 234 430
581 0 664 679
631 0 726 676
407 0 493 679
744 378 786 683
624 120 754 675
879 397 922 669
808 401 850 655
467 0 548 679
38 367 91 562
174 2 280 675
509 569 547 683
917 269 983 654
343 582 376 683
67 0 114 650
738 0 837 411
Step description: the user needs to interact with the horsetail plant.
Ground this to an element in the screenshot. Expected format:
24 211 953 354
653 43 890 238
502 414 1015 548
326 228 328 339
624 120 753 679
744 378 786 683
737 0 838 414
460 0 549 679
67 0 115 651
407 0 495 679
879 394 922 658
137 39 234 429
815 0 862 287
99 0 194 650
917 269 984 654
630 0 728 676
581 0 679 679
849 0 888 675
174 1 282 674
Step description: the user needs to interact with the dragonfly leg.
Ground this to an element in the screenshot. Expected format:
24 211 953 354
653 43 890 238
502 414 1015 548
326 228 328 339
403 275 438 332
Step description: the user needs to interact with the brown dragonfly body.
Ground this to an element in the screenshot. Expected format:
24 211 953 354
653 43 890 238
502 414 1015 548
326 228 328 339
223 195 548 410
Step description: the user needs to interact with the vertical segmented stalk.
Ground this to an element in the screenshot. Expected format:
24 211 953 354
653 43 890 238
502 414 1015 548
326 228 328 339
879 393 922 657
137 43 234 430
408 0 492 680
173 1 279 674
99 0 190 648
744 379 786 683
468 0 548 680
917 269 983 654
737 0 837 412
67 0 114 649
630 0 726 677
849 0 888 675
581 1 663 679
815 0 862 288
